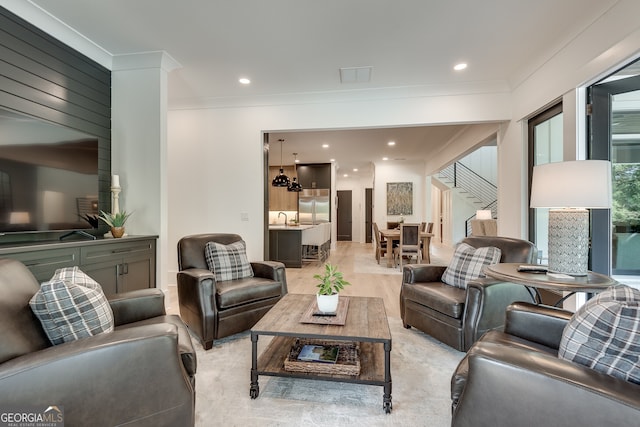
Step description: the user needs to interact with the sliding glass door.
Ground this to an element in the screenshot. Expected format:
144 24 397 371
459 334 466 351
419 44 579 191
589 60 640 280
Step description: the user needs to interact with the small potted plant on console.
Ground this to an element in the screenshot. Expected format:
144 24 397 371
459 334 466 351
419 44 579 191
99 210 132 238
314 263 351 313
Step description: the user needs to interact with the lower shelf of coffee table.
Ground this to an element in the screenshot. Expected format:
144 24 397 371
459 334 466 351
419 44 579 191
257 335 387 384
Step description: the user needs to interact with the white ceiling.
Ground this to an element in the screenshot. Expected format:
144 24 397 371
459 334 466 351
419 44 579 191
24 0 618 173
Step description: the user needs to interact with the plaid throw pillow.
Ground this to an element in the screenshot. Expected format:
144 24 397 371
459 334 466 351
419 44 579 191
205 240 254 282
29 267 114 345
559 285 640 385
441 242 502 289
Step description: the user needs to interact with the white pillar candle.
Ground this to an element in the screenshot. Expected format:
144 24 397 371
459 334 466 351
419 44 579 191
112 174 120 187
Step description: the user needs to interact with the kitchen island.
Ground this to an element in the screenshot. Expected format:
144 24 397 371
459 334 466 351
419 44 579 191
268 223 331 267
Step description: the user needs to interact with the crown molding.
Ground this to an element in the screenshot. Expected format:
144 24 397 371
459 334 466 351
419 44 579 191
112 51 182 73
169 79 511 111
2 0 112 69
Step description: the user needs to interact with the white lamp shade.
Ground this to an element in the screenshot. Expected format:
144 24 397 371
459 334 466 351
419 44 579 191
530 160 612 208
476 210 492 220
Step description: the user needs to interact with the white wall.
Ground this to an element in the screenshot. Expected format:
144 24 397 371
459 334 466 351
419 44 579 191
112 52 178 290
458 145 498 185
372 161 426 229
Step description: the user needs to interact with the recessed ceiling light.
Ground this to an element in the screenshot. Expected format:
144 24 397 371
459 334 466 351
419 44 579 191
322 144 329 148
353 168 358 172
330 158 336 162
239 77 251 84
454 63 467 71
382 157 388 161
343 174 349 178
388 141 395 146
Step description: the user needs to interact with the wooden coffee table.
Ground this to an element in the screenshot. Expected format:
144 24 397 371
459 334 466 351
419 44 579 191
250 293 393 413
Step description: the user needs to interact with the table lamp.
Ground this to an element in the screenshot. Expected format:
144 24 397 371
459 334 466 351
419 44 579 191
530 160 611 276
476 210 492 220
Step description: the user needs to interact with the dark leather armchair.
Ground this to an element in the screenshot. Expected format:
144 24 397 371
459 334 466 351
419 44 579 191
451 302 640 426
177 233 287 350
400 236 537 351
0 258 196 426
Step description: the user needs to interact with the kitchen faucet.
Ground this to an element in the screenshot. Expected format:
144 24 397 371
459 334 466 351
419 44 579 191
278 211 287 225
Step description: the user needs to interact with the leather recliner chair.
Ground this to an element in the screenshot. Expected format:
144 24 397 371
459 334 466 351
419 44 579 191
451 302 640 426
177 233 288 350
400 236 537 351
0 258 196 426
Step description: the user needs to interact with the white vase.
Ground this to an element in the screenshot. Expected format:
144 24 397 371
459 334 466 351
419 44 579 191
316 293 339 313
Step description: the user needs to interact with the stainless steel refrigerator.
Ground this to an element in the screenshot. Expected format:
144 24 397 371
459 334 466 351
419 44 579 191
299 189 330 224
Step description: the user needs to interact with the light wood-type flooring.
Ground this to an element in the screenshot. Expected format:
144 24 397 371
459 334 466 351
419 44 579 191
167 240 454 319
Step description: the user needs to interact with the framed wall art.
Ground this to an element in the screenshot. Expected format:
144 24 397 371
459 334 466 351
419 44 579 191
386 182 413 215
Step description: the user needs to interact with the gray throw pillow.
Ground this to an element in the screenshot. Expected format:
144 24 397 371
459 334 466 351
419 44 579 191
441 242 501 289
205 240 254 282
29 267 114 345
558 285 640 385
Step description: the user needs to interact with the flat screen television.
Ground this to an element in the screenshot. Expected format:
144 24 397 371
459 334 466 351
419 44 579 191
0 109 99 235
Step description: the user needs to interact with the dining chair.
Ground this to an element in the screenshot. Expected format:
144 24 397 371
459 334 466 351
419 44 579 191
394 223 422 268
373 222 388 264
421 222 434 263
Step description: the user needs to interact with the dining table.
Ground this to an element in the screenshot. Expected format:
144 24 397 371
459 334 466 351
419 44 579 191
379 228 434 268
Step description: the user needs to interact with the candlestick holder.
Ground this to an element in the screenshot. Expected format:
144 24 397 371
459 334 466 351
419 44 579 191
104 184 127 238
111 185 122 214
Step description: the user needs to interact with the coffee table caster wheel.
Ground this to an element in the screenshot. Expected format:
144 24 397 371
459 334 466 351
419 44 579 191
383 401 392 413
250 385 259 399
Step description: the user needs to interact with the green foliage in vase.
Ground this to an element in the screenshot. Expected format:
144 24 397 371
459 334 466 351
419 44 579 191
99 210 132 228
314 263 351 296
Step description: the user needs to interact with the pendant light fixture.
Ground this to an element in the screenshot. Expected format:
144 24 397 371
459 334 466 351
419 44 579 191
271 138 290 187
288 153 303 192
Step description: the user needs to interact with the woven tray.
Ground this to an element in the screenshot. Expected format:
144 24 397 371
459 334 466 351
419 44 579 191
284 339 360 376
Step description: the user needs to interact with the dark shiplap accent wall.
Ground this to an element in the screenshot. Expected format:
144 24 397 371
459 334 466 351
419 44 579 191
0 6 111 241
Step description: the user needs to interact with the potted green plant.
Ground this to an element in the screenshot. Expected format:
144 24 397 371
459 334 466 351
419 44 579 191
99 210 132 238
314 263 351 313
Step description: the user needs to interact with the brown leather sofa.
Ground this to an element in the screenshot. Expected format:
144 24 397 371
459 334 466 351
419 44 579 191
177 233 288 350
400 236 537 351
0 258 196 426
451 302 640 426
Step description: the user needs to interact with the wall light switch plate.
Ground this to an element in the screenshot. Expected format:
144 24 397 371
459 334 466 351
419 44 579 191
240 212 249 221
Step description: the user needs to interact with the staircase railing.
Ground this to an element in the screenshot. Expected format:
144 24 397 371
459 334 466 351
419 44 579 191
465 200 497 236
439 162 498 236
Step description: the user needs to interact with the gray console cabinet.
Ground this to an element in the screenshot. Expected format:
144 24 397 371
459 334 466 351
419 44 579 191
0 236 157 295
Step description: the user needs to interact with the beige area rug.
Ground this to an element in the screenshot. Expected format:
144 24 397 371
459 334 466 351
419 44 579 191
194 317 464 426
353 251 450 276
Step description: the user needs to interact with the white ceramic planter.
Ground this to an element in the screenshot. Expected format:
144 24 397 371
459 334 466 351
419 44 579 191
316 293 339 313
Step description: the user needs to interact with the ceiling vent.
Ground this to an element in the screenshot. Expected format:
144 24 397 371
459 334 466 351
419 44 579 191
339 66 372 84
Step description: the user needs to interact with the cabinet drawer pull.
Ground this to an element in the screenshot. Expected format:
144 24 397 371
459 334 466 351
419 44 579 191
117 263 129 275
112 249 133 254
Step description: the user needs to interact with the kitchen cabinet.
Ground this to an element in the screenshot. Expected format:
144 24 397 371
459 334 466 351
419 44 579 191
296 164 331 189
269 228 302 267
269 165 298 211
0 236 157 295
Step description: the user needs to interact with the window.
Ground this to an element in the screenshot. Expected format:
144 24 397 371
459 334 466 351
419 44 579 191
528 103 563 263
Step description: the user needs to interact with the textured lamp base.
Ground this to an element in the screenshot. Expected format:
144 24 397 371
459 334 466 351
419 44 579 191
548 209 589 276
